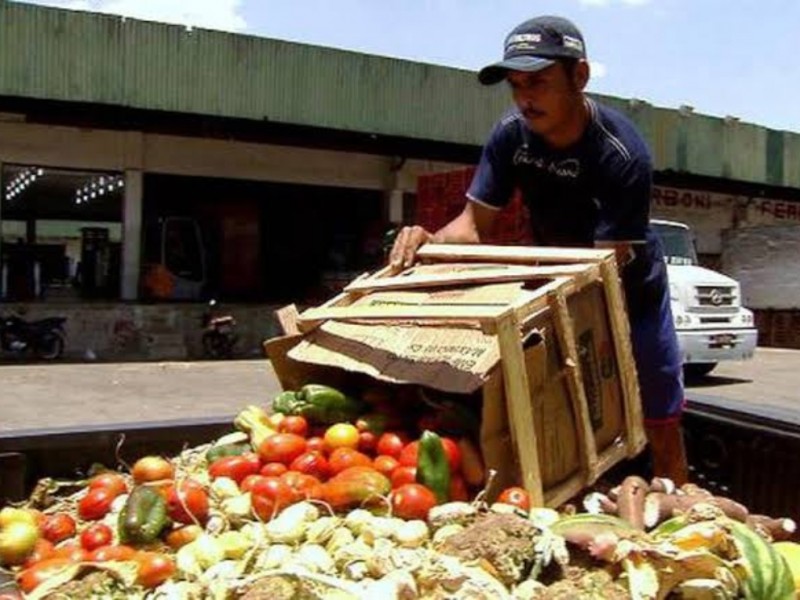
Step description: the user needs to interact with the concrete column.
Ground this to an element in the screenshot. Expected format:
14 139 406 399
387 189 405 224
0 161 4 298
121 169 143 300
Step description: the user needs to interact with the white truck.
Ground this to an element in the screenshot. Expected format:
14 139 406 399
651 219 758 377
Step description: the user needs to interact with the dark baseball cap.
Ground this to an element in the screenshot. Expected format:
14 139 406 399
478 16 587 85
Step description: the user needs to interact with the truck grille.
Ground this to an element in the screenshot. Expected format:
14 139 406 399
695 286 735 307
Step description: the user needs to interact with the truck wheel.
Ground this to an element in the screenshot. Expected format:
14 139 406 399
684 362 717 379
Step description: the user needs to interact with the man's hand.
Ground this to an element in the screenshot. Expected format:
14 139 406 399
595 241 635 267
389 225 435 269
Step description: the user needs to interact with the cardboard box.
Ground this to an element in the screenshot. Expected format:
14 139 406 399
265 245 646 507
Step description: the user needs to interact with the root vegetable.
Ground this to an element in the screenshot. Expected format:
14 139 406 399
643 493 749 528
679 483 713 497
649 477 676 494
616 476 649 530
582 492 618 516
746 514 797 542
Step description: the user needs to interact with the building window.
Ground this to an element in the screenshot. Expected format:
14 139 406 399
1 165 123 301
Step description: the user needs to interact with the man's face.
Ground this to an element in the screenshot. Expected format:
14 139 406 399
506 62 584 138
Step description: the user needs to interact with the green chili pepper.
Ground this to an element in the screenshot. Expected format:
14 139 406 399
119 485 168 544
417 430 451 504
206 442 250 464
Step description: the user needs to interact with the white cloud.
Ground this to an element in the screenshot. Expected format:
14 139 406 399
589 61 608 79
19 0 247 32
578 0 650 6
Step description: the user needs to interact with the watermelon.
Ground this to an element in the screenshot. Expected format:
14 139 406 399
727 519 795 600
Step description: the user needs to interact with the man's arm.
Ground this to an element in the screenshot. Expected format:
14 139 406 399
389 201 499 269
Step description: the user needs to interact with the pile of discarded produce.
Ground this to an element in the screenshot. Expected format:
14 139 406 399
1 384 799 599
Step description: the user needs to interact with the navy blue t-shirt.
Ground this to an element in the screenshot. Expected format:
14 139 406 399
467 98 668 317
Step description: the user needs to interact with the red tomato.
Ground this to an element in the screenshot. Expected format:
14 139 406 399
165 524 202 550
136 552 176 588
131 456 175 484
88 544 138 563
398 441 419 467
373 455 400 478
260 462 288 477
52 542 89 562
88 472 128 498
440 438 462 472
290 452 330 480
78 487 115 521
17 558 74 594
242 452 263 471
79 523 113 552
357 431 377 454
328 448 372 476
250 476 298 520
165 480 209 524
306 436 326 454
41 513 76 544
391 484 437 520
23 539 55 569
278 416 309 437
390 466 417 489
449 475 469 502
258 433 307 465
376 433 407 459
497 487 531 512
208 455 260 484
240 474 267 493
279 472 320 498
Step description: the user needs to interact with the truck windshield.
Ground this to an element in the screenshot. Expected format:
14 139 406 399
652 222 698 266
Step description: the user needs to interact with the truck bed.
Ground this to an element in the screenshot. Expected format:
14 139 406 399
2 351 799 528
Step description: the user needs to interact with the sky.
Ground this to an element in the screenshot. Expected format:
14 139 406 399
15 0 800 132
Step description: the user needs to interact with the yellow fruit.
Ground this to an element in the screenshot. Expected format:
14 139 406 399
0 520 40 566
324 423 359 450
773 541 800 591
0 507 38 529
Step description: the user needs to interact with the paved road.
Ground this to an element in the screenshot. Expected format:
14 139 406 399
1 348 798 434
0 360 282 434
683 347 800 425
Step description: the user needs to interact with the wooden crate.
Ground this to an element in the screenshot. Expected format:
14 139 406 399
267 244 646 507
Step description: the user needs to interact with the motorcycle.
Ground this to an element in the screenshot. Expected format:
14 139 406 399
201 300 237 359
0 314 67 360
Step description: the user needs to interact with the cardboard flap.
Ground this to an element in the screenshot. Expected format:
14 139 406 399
288 320 499 394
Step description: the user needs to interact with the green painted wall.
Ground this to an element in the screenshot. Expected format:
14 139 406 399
2 2 799 188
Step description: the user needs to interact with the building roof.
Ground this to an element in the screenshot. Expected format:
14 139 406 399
1 2 799 188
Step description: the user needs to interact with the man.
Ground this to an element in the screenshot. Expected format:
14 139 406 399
390 15 688 483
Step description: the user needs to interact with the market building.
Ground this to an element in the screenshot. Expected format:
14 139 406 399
1 2 799 359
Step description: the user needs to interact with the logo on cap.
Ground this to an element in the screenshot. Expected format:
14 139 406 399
563 35 584 53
